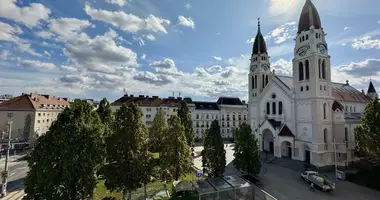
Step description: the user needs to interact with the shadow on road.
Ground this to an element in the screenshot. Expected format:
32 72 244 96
0 178 25 192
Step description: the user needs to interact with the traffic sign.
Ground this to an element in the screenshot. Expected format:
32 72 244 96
1 171 8 178
196 170 203 178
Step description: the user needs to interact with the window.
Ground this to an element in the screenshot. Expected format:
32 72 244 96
38 113 41 116
316 33 318 38
301 86 303 91
206 114 209 119
222 129 224 133
318 59 321 78
279 102 283 115
323 103 327 119
305 60 310 80
146 114 151 118
350 106 352 112
354 107 356 112
319 33 321 38
262 74 265 88
324 85 326 91
324 129 328 143
302 36 305 41
345 106 348 112
306 85 309 91
265 75 269 85
306 34 308 40
320 85 322 90
196 122 199 127
37 120 40 123
232 115 235 120
227 122 230 127
196 114 199 119
299 62 304 81
300 38 302 43
266 102 270 115
322 59 326 79
252 76 255 89
43 113 45 116
233 122 235 126
272 102 276 115
345 127 348 141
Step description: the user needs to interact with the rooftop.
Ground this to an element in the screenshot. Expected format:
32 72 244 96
111 94 183 107
217 97 244 106
0 93 70 110
194 101 220 110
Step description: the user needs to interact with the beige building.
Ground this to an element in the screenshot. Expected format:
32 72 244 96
0 93 70 142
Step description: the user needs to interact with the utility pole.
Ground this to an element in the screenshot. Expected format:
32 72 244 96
333 137 338 181
1 120 12 197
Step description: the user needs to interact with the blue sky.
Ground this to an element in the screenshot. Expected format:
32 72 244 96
0 0 380 102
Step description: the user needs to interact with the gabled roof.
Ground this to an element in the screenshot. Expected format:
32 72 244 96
278 124 295 137
216 97 243 105
0 93 70 110
194 101 219 110
367 81 377 94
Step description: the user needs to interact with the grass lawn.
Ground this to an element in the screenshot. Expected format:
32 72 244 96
93 173 197 200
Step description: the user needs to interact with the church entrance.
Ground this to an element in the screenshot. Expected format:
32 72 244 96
304 145 311 163
262 129 274 154
281 141 292 158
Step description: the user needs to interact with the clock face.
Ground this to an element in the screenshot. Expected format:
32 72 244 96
262 64 270 71
250 64 257 72
296 45 310 57
317 43 327 54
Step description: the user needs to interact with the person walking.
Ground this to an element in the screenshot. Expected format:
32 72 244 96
309 182 315 192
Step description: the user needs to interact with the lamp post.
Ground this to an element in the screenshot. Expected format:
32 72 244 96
1 115 13 197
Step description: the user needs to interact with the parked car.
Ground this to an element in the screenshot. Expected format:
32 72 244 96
301 171 335 192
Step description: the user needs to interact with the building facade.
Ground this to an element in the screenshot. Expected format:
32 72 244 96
111 94 248 139
0 93 71 142
248 0 378 167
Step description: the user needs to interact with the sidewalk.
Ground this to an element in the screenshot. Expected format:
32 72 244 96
1 186 25 200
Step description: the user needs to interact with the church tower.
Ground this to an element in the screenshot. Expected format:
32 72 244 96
248 19 272 103
366 81 378 99
293 0 334 147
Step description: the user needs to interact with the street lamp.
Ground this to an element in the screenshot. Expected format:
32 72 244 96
1 114 13 197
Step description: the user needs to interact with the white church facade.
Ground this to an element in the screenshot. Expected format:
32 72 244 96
248 0 378 167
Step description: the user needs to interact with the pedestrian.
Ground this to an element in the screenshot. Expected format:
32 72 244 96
309 182 315 192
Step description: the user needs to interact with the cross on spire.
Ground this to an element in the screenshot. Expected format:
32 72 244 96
258 17 260 27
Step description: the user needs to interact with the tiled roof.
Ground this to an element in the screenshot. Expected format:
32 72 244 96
111 94 183 107
216 97 243 105
278 124 295 137
275 75 371 103
267 119 282 129
194 101 220 110
0 93 70 110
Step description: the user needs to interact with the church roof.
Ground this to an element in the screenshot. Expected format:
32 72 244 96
193 101 220 110
332 100 344 111
217 97 243 105
268 119 282 129
274 75 371 103
278 125 295 137
298 0 322 33
252 20 267 55
367 81 377 94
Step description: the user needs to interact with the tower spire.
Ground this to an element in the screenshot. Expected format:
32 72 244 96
252 17 267 55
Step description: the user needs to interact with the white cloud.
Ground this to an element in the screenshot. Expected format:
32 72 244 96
133 35 145 46
212 56 222 61
185 3 192 10
344 27 351 30
265 21 296 44
61 65 78 72
351 36 380 49
271 59 292 75
44 50 51 58
150 58 176 69
0 0 51 28
207 65 223 73
178 16 195 29
267 0 304 23
105 0 129 7
246 38 255 44
0 50 9 60
140 54 147 60
0 21 41 56
48 18 92 41
36 30 54 39
20 60 56 70
84 4 171 34
145 34 156 41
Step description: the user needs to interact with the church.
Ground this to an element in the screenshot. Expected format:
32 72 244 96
248 0 378 168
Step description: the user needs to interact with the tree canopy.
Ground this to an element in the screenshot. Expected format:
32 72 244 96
159 115 193 181
233 122 261 175
97 97 114 136
24 100 104 200
149 107 168 152
355 97 380 163
201 120 226 177
102 102 151 200
177 102 194 147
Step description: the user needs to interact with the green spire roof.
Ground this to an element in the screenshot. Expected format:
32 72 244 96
252 18 267 55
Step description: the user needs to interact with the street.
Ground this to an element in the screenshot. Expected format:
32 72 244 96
193 143 380 200
0 155 28 200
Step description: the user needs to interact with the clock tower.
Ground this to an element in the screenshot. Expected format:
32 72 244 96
248 19 273 103
293 0 334 146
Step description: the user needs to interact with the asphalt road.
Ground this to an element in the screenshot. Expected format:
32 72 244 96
0 159 28 191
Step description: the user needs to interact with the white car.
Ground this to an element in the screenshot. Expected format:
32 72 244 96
301 171 318 182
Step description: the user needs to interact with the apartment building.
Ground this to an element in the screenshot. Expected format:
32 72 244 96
0 93 70 142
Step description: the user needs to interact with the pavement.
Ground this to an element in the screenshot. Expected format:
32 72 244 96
0 155 29 200
193 144 380 200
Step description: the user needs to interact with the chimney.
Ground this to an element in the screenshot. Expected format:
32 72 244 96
346 80 349 85
361 89 365 94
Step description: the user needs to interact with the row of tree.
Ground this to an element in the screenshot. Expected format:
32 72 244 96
24 99 195 200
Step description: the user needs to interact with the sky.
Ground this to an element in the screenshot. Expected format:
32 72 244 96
0 0 380 102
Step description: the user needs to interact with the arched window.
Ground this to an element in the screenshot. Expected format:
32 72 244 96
262 75 265 88
299 38 302 43
265 75 269 85
316 33 318 38
354 107 356 112
324 129 328 143
299 62 304 81
350 106 352 112
306 85 309 91
323 103 327 119
322 59 326 79
318 59 321 79
345 127 348 142
302 36 305 41
255 75 257 89
320 85 322 90
305 60 310 80
272 102 276 115
319 33 321 38
266 102 270 115
252 76 255 89
306 34 309 40
301 86 303 91
279 102 283 115
324 85 326 90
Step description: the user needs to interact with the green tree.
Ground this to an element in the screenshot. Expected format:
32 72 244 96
160 115 192 183
24 100 104 200
23 114 32 141
233 123 261 175
177 101 194 147
355 97 380 163
149 108 168 152
103 102 151 200
201 120 226 177
97 97 114 136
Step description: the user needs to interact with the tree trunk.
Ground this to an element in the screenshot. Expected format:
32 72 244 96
144 184 148 200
